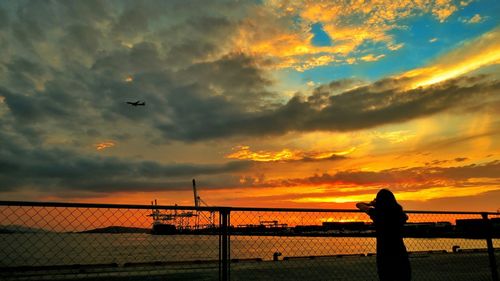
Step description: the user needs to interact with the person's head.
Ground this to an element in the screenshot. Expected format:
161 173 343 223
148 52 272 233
374 189 399 209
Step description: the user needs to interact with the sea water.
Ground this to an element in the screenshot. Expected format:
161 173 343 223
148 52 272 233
0 233 497 267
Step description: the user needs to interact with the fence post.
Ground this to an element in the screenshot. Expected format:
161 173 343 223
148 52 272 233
219 208 230 281
482 213 499 281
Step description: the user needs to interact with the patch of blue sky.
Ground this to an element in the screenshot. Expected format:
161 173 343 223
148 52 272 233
310 23 332 46
455 0 500 24
295 63 368 86
354 40 389 55
293 5 498 86
294 48 403 85
386 10 497 69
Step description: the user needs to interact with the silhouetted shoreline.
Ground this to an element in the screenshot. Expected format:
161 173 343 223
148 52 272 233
2 217 499 238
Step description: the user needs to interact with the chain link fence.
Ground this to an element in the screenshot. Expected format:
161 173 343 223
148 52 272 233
0 201 498 281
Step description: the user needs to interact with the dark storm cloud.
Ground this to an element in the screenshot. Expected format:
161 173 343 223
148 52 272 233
163 16 235 66
0 7 8 29
62 24 103 56
0 133 252 192
5 57 46 91
1 78 86 125
302 76 499 133
308 78 364 107
178 53 273 107
157 75 500 141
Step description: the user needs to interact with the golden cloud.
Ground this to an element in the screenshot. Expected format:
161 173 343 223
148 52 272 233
226 145 355 162
360 54 385 62
373 130 416 144
401 27 500 88
232 0 462 70
432 5 457 22
292 185 500 203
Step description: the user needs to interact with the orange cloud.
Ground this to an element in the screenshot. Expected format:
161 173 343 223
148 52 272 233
432 5 457 22
95 141 116 151
226 145 355 162
293 185 500 204
251 160 500 204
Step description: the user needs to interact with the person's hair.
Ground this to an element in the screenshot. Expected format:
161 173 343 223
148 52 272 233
373 189 407 225
374 189 401 210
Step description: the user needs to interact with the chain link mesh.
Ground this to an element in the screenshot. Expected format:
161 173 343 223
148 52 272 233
0 203 498 281
228 210 499 281
0 204 220 280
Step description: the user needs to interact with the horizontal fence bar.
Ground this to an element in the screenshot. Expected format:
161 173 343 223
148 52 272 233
229 207 500 215
0 200 499 215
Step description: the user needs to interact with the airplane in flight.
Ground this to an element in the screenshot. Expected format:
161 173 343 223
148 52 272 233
126 100 146 106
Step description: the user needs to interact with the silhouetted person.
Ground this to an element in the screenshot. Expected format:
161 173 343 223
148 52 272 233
356 189 411 281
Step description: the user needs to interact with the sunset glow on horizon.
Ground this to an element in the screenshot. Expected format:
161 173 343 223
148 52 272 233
0 0 499 212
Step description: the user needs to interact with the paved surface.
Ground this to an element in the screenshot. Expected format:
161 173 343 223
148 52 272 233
231 252 498 281
2 252 499 281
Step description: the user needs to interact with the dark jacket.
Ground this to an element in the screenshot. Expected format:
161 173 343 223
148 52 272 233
368 207 411 281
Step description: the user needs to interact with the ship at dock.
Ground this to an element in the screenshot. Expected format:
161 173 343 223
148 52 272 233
148 179 215 235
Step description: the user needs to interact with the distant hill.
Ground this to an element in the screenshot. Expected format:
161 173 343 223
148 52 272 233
0 225 51 233
0 228 14 234
79 226 150 234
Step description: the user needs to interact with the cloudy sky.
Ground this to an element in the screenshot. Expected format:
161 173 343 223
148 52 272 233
0 0 499 211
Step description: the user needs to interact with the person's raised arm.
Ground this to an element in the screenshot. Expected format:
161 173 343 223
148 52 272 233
356 202 372 213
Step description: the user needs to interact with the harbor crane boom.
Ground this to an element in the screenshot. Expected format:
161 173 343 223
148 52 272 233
192 179 199 208
192 178 215 229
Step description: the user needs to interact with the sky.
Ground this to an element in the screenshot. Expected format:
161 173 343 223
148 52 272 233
0 0 499 212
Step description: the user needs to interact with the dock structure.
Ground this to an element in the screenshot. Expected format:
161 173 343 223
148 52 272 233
148 179 215 234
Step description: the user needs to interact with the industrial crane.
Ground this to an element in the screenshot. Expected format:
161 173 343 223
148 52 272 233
192 179 215 229
149 179 214 231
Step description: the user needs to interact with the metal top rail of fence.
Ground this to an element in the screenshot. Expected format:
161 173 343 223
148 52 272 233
1 200 499 215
